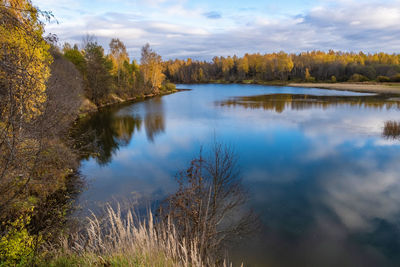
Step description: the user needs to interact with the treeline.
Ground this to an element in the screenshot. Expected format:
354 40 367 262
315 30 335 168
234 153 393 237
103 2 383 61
164 51 400 83
62 40 175 108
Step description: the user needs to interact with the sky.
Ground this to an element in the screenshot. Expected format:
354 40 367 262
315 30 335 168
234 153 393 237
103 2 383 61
33 0 400 61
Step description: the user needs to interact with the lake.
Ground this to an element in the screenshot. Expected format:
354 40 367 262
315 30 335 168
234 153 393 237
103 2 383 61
76 84 400 266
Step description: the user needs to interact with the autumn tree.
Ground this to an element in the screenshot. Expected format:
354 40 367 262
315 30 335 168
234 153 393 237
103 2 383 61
63 44 86 74
84 41 112 105
140 43 165 94
237 56 249 80
109 38 132 95
0 2 84 264
0 0 52 212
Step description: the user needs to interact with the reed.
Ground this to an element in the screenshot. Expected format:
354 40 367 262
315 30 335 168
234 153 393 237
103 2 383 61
383 121 400 139
44 203 234 267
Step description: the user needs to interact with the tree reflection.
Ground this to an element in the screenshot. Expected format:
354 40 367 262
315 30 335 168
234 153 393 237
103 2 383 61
217 94 400 113
72 97 167 164
72 106 142 165
144 96 165 142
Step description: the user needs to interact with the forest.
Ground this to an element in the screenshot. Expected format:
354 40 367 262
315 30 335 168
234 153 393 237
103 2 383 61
164 51 400 83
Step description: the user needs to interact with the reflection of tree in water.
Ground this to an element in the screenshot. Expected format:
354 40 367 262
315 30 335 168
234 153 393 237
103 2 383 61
71 106 142 165
218 94 400 113
144 96 165 142
383 121 400 139
72 97 167 164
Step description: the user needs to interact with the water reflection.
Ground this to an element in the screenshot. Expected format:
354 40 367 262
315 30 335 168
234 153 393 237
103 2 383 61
76 84 400 266
144 97 165 142
383 121 400 139
217 93 400 113
72 97 165 165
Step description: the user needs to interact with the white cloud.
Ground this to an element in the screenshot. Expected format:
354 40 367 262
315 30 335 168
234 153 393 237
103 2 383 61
321 160 400 231
35 0 400 60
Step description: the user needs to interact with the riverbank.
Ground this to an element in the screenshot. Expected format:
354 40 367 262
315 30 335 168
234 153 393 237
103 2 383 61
79 88 183 116
177 81 400 94
288 82 400 94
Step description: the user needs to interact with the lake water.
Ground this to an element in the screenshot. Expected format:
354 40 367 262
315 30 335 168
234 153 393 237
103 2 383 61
77 84 400 266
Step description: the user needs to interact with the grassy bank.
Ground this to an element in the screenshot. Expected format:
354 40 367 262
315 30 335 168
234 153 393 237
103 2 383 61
178 80 400 94
288 82 400 94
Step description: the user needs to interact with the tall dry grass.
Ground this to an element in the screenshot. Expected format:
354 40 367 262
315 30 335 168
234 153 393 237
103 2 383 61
383 121 400 139
47 204 235 267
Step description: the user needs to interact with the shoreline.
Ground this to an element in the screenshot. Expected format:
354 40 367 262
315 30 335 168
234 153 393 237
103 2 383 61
288 83 400 94
79 89 186 116
97 88 185 109
177 81 400 94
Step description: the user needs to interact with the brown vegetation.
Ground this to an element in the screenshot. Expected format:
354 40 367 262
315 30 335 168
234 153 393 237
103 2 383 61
46 204 211 266
160 143 257 263
383 121 400 139
289 83 400 94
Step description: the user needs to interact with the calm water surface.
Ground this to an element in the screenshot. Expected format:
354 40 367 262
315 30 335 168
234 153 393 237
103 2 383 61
77 84 400 266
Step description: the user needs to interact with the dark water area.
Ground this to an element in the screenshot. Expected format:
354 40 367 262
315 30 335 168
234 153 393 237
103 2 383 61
76 84 400 266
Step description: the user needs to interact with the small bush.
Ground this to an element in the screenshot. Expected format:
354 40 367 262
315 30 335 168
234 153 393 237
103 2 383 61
161 82 176 92
390 73 400 82
348 73 369 82
377 76 391 82
331 75 337 83
305 76 316 82
0 213 39 266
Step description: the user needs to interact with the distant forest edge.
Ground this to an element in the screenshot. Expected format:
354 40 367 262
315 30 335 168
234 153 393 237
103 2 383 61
60 41 400 109
60 41 400 110
163 51 400 84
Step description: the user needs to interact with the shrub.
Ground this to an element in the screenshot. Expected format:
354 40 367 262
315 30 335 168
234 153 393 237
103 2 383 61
331 76 337 83
304 68 316 82
305 76 316 82
390 73 400 82
348 73 369 82
0 213 39 266
161 82 176 92
377 76 391 82
161 143 257 262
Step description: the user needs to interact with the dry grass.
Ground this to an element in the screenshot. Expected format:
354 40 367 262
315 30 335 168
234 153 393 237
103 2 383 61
383 121 400 139
289 82 400 94
45 204 235 267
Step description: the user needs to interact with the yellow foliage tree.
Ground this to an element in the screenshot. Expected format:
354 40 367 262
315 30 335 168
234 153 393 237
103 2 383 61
140 43 165 94
0 0 53 219
0 0 52 121
109 38 129 86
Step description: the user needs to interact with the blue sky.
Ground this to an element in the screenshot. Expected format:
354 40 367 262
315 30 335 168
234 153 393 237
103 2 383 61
34 0 400 61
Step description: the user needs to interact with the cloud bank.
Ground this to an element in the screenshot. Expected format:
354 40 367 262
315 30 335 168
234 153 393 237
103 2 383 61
34 0 400 60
